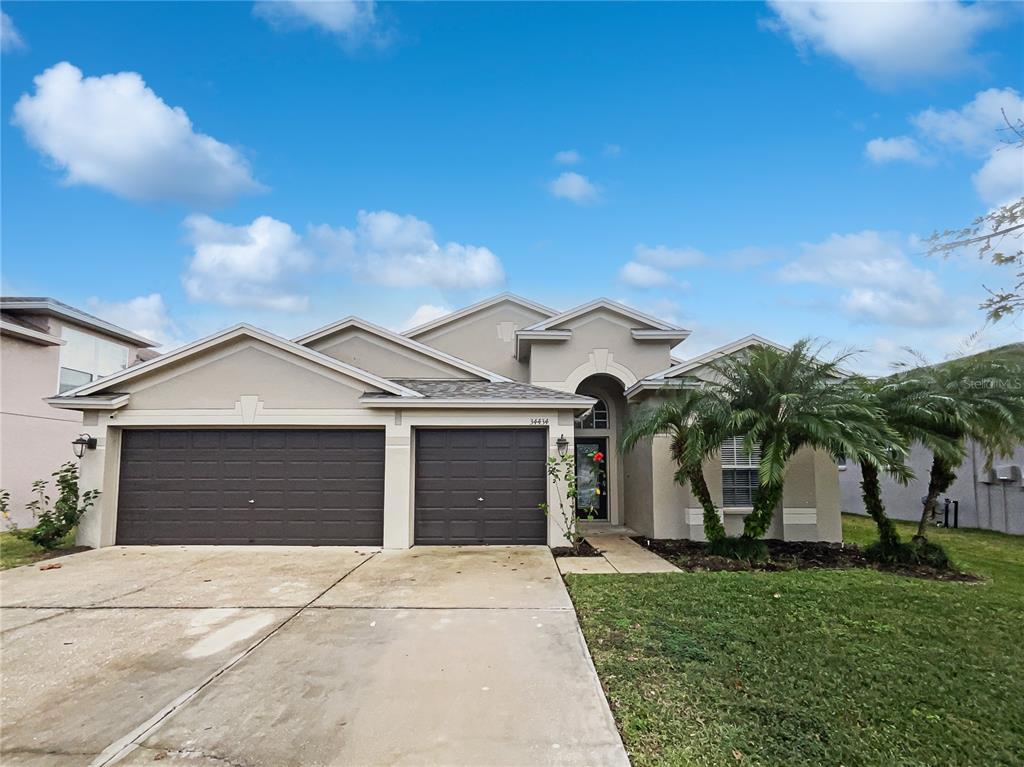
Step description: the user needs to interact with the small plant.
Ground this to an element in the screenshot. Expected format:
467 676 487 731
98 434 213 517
539 450 604 555
707 535 768 562
13 462 98 550
864 539 952 570
0 488 11 529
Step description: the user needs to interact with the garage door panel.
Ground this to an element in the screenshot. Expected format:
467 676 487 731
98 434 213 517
414 429 547 545
117 429 384 546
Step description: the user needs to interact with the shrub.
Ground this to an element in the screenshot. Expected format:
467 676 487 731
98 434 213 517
14 462 98 550
864 539 952 570
707 535 768 562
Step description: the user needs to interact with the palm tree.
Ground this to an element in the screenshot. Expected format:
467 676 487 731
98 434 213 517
621 386 729 543
710 340 902 542
852 371 963 551
907 346 1024 540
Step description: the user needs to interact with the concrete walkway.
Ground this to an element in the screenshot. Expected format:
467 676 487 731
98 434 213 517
1 546 628 767
558 531 681 575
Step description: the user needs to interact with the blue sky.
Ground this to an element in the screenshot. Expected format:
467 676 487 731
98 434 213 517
2 1 1022 372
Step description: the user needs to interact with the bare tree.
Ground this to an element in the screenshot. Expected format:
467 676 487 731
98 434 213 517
927 111 1024 322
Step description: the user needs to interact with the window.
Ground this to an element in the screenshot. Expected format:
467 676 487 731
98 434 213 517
575 398 609 429
58 326 129 393
721 436 761 507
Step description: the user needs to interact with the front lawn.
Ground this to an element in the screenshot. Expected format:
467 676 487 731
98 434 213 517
567 515 1024 766
0 530 81 570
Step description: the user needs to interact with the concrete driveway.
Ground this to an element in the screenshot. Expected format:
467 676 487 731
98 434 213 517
0 546 628 767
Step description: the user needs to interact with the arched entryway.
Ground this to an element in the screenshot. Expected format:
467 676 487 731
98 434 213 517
574 374 627 525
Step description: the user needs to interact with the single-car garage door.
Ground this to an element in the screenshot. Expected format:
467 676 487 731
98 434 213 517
415 428 547 545
116 429 384 545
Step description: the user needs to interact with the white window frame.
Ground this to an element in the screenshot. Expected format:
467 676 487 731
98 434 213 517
721 436 761 508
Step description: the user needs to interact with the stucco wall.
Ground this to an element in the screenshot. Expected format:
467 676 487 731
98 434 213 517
622 436 655 535
124 341 371 411
530 311 673 388
410 301 547 381
840 441 1024 535
308 329 472 380
0 335 82 527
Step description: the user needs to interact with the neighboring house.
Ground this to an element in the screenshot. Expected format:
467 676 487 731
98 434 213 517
0 297 158 528
48 294 841 549
841 441 1024 535
839 342 1024 536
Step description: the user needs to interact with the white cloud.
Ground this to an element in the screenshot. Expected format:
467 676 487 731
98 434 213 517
602 144 622 158
972 147 1024 206
864 136 927 164
765 1 997 84
549 172 600 204
310 210 505 289
871 88 1024 204
254 1 382 47
183 215 313 312
12 62 261 205
86 293 184 349
616 297 685 328
1 11 25 52
404 303 450 330
779 230 950 327
553 149 581 165
619 262 680 290
633 244 707 269
912 88 1024 153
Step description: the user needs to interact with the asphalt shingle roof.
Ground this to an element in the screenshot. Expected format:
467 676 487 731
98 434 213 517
365 379 593 402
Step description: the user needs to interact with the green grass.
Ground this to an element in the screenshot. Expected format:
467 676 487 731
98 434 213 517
567 514 1024 766
0 530 78 570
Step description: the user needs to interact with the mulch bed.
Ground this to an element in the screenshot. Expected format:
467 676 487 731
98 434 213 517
551 540 603 558
634 537 981 582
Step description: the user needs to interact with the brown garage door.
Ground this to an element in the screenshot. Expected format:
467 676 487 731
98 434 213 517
414 428 547 545
116 429 385 545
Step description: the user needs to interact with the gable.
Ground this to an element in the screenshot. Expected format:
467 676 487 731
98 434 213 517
525 299 682 333
123 339 377 411
307 328 480 380
410 298 553 380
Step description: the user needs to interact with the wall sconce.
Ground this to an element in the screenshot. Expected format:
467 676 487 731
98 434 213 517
71 434 97 459
556 434 569 457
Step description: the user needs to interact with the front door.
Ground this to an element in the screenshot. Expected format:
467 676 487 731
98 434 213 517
574 438 608 520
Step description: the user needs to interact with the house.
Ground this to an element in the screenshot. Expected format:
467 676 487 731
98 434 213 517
840 442 1024 535
1 297 158 527
839 342 1024 536
46 294 841 548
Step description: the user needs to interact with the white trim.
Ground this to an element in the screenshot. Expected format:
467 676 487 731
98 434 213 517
292 316 512 382
521 297 684 332
631 329 691 342
783 508 818 525
0 298 156 347
60 324 423 399
360 396 596 410
46 394 130 410
647 335 790 379
623 379 694 399
0 319 64 346
403 293 558 337
559 351 639 392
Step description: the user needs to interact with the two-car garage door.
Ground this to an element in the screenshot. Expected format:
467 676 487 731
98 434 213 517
116 430 386 545
115 428 548 546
